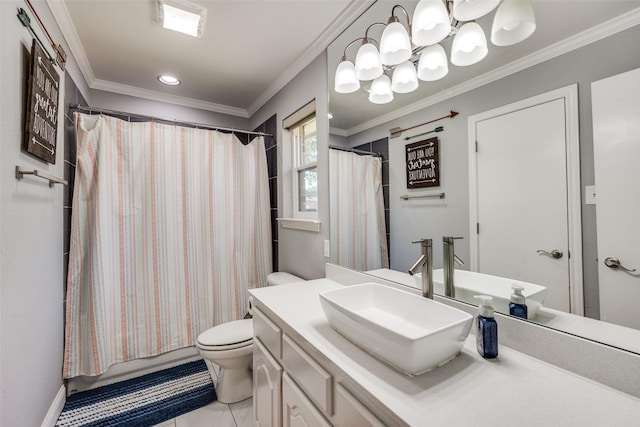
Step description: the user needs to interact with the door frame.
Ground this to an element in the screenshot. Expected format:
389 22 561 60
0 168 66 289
467 84 584 315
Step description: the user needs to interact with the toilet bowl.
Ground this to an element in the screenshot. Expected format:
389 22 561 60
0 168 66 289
196 272 302 403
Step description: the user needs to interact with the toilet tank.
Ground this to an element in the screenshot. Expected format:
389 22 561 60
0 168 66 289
267 272 302 286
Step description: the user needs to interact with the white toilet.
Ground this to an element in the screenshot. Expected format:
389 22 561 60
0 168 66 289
196 272 302 403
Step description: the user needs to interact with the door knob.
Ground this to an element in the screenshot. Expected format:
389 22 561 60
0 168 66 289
537 249 563 259
604 257 636 272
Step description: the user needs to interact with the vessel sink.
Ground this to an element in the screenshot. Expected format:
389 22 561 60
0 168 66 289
430 269 547 320
319 283 473 376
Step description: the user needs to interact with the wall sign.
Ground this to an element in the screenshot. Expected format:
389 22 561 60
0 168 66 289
24 39 59 164
406 137 440 189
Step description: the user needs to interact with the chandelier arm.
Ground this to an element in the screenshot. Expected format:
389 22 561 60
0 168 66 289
391 4 411 30
341 37 366 61
364 22 386 43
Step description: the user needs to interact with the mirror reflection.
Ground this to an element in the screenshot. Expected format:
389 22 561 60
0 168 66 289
327 0 640 354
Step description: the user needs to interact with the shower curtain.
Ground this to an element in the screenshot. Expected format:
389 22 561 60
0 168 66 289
63 113 271 378
329 149 389 271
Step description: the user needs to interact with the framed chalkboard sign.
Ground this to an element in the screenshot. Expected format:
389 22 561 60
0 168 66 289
23 39 59 164
406 137 440 189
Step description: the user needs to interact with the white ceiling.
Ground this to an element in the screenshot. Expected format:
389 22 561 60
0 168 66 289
51 0 640 125
51 0 370 117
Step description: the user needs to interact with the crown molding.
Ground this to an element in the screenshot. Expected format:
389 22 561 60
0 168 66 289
329 127 349 137
346 6 640 137
46 0 95 86
247 0 375 117
91 79 249 117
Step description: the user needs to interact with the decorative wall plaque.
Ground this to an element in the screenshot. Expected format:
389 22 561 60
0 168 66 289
406 137 440 189
24 39 59 164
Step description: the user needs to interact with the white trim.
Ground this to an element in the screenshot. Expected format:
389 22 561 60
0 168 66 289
90 80 248 117
343 7 640 137
277 218 321 233
467 84 583 316
40 385 66 427
247 0 375 117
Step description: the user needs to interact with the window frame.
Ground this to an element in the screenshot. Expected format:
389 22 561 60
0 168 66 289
291 115 318 219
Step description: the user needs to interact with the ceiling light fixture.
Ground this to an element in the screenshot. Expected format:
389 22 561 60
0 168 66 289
334 0 536 104
157 0 207 38
158 75 181 85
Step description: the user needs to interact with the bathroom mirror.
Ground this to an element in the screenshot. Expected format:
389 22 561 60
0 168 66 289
326 0 640 354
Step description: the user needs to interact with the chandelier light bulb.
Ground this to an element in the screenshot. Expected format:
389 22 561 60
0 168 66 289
355 42 384 81
453 0 501 21
368 75 394 104
451 22 488 66
334 60 360 94
392 61 419 94
412 0 451 46
379 21 412 66
491 0 536 46
417 44 449 81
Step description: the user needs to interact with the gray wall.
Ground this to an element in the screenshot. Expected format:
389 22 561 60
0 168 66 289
250 54 331 280
343 24 640 319
1 1 69 425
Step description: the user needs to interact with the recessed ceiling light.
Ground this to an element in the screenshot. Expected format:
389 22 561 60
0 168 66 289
327 113 334 120
158 75 181 86
157 0 207 38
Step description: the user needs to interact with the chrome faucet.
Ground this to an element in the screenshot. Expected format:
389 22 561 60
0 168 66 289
408 238 433 299
443 236 464 298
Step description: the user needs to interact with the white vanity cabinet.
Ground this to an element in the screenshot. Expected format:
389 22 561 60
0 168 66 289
252 306 385 427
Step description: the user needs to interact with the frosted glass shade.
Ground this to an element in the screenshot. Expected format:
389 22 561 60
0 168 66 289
412 0 451 46
491 0 536 46
453 0 500 21
379 21 412 66
392 61 419 93
417 44 449 81
451 22 488 66
334 60 360 94
355 42 383 81
368 75 394 104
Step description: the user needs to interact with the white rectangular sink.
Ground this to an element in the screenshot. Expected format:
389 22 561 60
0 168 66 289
430 269 547 320
319 283 473 376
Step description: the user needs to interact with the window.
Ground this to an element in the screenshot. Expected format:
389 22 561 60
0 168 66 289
292 116 317 218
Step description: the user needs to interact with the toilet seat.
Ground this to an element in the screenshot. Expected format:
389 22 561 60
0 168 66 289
197 319 253 351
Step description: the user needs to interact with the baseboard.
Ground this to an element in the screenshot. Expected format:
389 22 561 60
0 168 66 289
41 385 66 427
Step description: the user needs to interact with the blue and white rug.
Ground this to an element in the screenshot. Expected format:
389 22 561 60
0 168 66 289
56 359 216 427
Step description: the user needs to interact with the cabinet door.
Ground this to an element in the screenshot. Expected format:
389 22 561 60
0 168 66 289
254 338 283 427
282 373 331 427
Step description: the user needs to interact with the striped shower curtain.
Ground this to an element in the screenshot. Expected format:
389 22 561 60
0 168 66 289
63 113 271 378
329 149 389 271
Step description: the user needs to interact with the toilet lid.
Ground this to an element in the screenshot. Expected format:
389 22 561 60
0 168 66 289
197 319 253 347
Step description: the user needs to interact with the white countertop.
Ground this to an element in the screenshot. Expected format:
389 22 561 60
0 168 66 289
249 279 640 427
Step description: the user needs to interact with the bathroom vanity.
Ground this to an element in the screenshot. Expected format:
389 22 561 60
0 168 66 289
249 278 640 426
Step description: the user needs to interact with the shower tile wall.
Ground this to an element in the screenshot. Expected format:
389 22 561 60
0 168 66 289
354 138 390 266
63 73 88 292
253 115 278 273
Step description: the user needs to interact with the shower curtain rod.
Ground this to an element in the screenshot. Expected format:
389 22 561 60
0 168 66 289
70 104 272 137
329 145 382 157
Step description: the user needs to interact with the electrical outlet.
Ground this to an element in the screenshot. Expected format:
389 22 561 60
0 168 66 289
324 240 330 258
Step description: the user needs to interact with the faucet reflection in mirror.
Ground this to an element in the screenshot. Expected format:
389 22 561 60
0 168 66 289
334 0 536 104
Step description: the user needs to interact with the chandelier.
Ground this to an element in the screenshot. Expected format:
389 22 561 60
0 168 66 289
334 0 536 104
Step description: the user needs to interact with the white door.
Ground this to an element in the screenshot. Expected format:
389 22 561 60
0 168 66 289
469 86 583 314
592 68 640 329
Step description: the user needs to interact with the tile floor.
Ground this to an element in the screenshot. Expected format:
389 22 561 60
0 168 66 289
152 362 254 427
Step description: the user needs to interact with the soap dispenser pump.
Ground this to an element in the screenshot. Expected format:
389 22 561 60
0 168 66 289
474 295 498 359
509 284 528 319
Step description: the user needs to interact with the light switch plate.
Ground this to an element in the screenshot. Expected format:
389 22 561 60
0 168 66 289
324 240 330 258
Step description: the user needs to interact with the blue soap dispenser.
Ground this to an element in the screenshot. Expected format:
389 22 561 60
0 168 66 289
474 295 498 359
509 284 528 319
